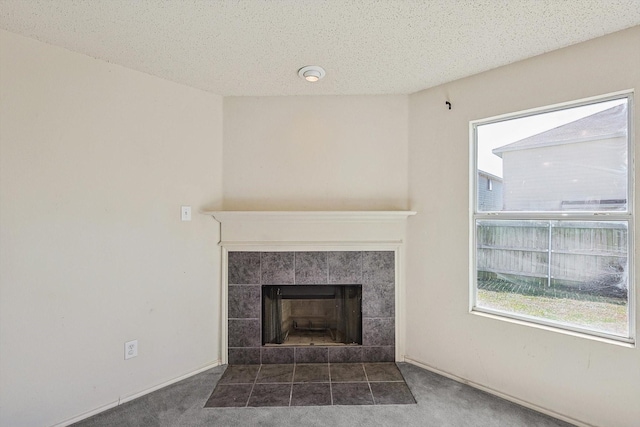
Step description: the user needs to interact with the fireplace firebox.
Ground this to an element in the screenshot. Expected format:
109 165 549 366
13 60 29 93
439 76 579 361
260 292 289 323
262 285 362 346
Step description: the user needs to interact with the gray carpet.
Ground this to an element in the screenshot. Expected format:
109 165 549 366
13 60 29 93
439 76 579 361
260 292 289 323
73 362 575 427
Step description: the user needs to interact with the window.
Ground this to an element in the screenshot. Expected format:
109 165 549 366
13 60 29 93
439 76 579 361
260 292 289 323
471 93 634 343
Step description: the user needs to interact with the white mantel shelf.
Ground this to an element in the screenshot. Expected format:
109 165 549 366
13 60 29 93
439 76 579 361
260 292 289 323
203 210 417 246
204 210 417 222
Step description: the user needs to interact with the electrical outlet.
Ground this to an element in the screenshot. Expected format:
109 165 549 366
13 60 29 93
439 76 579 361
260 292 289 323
125 340 138 360
181 205 191 221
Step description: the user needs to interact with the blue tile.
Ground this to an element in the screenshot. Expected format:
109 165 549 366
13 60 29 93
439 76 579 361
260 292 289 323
228 252 261 284
362 346 395 362
261 347 295 364
362 318 395 346
328 252 362 284
228 348 261 365
328 346 363 363
362 283 394 318
291 383 331 406
228 285 261 319
228 319 260 347
248 383 292 407
331 382 373 405
295 252 328 284
204 384 252 407
261 252 295 284
362 251 395 285
295 347 328 363
370 382 416 404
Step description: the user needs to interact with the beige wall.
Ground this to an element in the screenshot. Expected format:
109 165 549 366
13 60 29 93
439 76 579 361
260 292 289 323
0 31 223 427
223 95 408 210
3 22 639 427
407 26 640 427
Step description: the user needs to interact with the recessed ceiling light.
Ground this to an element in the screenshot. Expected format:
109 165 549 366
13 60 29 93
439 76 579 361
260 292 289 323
298 65 325 82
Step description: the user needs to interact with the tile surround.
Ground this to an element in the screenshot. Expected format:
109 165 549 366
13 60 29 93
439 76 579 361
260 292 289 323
228 347 260 365
294 346 329 364
328 251 362 284
228 252 261 285
227 319 260 348
228 250 396 364
362 318 395 346
261 252 295 284
294 251 328 284
260 347 294 364
227 285 260 319
328 346 363 363
363 346 395 363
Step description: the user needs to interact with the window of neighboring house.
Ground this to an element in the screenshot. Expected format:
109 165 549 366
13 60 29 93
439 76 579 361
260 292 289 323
471 92 634 343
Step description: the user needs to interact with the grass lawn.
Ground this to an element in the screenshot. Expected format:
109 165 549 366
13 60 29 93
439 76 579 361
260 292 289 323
477 289 628 336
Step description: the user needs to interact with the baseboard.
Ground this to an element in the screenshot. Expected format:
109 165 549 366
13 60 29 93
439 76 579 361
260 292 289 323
51 360 222 427
403 357 591 427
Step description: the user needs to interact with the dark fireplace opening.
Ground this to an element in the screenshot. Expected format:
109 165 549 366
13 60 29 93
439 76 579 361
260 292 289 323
262 285 362 346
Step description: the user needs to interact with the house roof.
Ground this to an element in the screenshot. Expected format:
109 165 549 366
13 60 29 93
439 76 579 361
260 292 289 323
478 170 503 182
492 104 628 157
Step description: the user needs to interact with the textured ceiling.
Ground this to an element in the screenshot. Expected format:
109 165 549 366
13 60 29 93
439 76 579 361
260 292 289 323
1 0 639 96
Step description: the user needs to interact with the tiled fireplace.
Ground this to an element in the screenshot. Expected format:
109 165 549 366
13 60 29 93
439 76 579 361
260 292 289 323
227 250 395 364
205 211 416 366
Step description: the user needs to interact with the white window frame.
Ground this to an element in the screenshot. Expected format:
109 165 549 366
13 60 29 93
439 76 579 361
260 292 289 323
470 91 635 344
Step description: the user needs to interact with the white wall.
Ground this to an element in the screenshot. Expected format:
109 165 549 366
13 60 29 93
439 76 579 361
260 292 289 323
223 95 408 210
0 31 223 427
406 26 640 427
3 21 639 427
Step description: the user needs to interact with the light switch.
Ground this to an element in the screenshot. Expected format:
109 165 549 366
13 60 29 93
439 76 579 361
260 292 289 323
181 206 191 221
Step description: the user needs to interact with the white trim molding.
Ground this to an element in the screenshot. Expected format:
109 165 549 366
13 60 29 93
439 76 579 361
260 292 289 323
203 210 416 244
204 210 417 223
52 360 221 427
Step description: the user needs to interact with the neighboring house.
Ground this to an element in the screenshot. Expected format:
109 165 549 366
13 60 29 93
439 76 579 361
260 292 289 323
477 170 503 211
492 104 628 211
478 104 629 291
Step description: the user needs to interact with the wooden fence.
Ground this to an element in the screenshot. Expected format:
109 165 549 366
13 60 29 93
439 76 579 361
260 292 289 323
477 221 627 289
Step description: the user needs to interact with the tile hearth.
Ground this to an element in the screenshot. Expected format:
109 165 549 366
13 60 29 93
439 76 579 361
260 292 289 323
204 362 416 408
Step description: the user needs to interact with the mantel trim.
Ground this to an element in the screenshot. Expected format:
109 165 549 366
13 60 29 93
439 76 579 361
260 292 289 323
203 210 417 223
206 210 416 364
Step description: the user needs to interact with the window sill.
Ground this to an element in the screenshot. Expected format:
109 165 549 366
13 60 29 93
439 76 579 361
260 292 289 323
470 308 635 348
